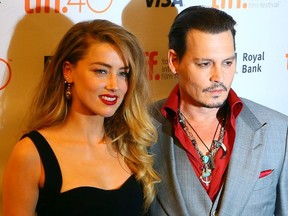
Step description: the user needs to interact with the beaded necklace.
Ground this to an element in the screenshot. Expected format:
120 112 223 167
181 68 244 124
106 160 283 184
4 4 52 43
178 109 227 186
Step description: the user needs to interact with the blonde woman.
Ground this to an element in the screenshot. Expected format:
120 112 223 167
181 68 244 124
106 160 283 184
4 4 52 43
3 19 159 216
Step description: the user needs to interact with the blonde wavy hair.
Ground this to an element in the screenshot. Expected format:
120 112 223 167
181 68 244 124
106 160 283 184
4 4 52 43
25 19 160 211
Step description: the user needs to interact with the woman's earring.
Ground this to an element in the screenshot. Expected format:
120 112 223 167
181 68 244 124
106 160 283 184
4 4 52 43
65 82 72 100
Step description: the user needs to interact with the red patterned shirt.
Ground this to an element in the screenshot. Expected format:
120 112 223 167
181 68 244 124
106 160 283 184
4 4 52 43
161 85 243 201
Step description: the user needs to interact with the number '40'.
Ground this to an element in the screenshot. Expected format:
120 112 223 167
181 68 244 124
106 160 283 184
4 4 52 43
67 0 112 13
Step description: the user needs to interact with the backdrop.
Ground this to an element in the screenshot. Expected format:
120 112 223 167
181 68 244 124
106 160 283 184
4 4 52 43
0 0 288 213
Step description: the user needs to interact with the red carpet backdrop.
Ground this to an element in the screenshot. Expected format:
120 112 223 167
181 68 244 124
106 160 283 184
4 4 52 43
0 1 287 214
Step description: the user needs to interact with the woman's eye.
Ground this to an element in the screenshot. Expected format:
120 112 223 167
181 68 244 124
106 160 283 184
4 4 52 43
118 71 129 78
94 69 107 74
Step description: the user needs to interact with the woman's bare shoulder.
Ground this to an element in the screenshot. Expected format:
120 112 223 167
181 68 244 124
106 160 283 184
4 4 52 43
7 134 41 168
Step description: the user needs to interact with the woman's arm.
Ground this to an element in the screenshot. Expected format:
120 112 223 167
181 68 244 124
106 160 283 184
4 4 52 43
2 137 41 216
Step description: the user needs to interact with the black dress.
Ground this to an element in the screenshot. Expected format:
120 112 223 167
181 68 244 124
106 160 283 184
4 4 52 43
23 130 145 216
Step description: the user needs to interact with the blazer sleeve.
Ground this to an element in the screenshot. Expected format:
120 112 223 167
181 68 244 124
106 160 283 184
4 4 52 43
275 126 288 215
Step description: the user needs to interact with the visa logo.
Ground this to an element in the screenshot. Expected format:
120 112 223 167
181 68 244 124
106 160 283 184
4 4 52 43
146 0 183 7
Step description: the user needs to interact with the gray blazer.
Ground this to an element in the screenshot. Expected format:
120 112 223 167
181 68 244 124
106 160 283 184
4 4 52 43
149 98 288 216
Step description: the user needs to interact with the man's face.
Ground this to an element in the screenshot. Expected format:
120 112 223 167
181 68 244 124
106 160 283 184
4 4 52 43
170 29 236 109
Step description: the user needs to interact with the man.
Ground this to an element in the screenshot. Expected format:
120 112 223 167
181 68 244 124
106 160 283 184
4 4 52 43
149 5 288 216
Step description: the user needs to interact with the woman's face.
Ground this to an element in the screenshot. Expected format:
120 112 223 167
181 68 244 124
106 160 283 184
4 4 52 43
64 42 129 117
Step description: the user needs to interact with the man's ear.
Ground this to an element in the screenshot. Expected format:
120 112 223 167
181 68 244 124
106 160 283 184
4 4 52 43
168 49 179 74
62 61 73 83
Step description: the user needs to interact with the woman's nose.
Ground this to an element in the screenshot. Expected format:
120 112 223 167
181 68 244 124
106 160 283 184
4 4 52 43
105 73 119 91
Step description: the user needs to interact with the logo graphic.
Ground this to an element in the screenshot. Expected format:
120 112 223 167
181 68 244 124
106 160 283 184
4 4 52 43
145 51 159 80
146 0 183 7
212 0 247 9
161 58 177 80
241 51 264 73
0 58 12 90
286 53 288 70
248 0 280 9
25 0 113 14
145 51 177 81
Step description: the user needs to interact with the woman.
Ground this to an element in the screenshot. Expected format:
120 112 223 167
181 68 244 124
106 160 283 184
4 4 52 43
3 19 159 216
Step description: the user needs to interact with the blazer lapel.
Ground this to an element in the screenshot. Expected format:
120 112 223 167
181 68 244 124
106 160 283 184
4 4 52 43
216 104 268 215
154 120 213 215
152 120 189 215
173 138 213 215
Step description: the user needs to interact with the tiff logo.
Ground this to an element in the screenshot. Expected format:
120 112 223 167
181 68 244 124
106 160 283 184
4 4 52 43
145 51 158 80
212 0 247 9
25 0 60 13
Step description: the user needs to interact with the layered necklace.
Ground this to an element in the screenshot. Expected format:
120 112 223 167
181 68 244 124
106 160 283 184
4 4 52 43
178 109 228 186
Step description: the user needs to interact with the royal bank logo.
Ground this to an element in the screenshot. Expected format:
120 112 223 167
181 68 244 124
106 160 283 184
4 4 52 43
25 0 113 14
241 51 265 73
146 0 183 7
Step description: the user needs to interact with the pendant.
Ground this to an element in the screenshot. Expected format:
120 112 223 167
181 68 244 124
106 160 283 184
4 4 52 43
202 155 210 164
202 155 214 169
200 156 212 186
214 140 227 158
200 176 211 186
200 169 212 186
201 168 212 178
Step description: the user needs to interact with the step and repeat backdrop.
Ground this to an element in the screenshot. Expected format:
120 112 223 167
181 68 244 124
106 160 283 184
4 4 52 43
0 0 287 212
